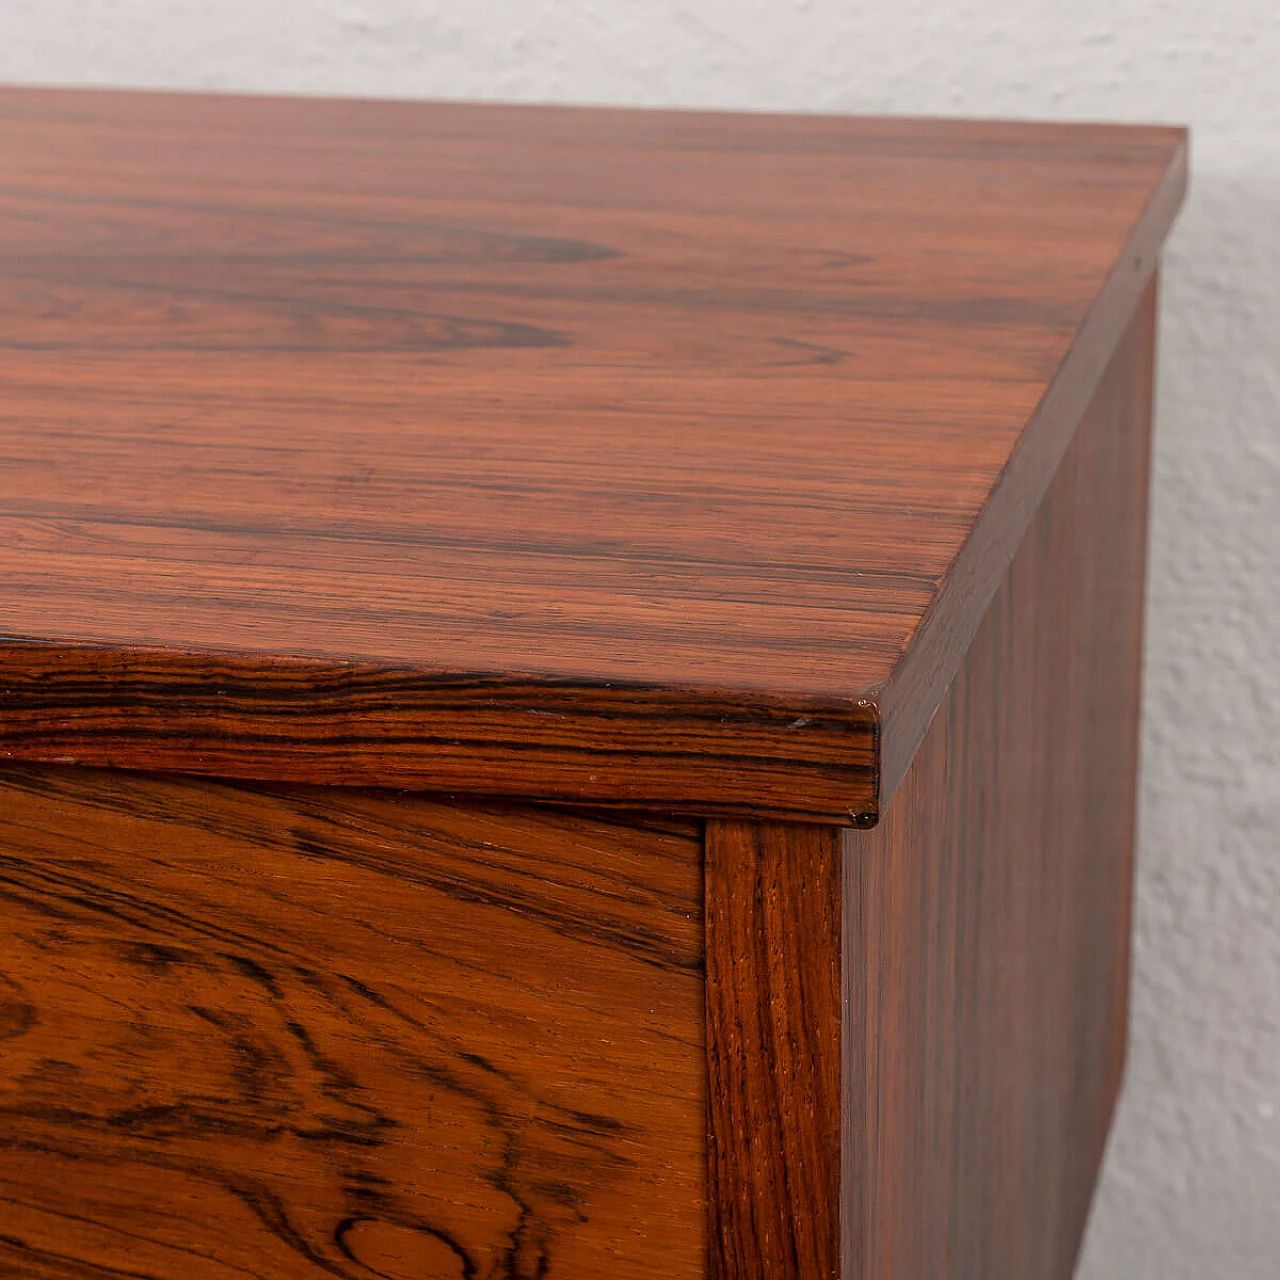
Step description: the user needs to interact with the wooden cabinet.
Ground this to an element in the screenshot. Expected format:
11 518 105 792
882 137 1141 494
0 88 1184 1279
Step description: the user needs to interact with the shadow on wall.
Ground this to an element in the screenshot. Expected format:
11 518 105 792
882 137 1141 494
1078 171 1280 1280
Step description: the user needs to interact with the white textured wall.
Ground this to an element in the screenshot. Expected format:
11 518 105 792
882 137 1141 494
4 3 1277 1275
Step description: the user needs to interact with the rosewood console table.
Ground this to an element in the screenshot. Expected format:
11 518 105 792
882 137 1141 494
0 88 1185 1280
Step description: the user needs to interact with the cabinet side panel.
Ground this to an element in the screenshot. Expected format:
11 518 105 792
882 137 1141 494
843 277 1157 1280
0 768 706 1279
705 820 842 1280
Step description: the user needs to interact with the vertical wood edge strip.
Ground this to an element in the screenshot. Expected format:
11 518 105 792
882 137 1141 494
705 819 843 1280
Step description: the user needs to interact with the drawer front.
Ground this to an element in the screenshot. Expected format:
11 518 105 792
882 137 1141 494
0 767 705 1279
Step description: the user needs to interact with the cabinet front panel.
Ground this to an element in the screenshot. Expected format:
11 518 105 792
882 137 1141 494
0 768 706 1280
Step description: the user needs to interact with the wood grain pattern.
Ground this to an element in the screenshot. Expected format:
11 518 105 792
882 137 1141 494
0 647 874 825
704 821 842 1280
841 276 1158 1279
0 87 1185 819
0 766 706 1279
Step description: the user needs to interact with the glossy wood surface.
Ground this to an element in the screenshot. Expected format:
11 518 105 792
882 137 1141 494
705 821 841 1280
0 87 1184 819
841 279 1157 1279
0 767 705 1279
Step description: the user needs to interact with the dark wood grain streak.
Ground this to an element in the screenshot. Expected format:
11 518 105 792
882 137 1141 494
841 277 1157 1279
705 821 841 1280
0 87 1185 819
0 766 706 1279
0 649 873 823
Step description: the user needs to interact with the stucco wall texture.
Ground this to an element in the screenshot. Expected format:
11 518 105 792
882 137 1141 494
4 3 1277 1276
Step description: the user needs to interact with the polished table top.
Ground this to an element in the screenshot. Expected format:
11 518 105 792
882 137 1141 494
0 88 1185 819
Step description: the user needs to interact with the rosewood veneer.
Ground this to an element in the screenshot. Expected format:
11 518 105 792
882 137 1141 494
0 87 1185 1280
